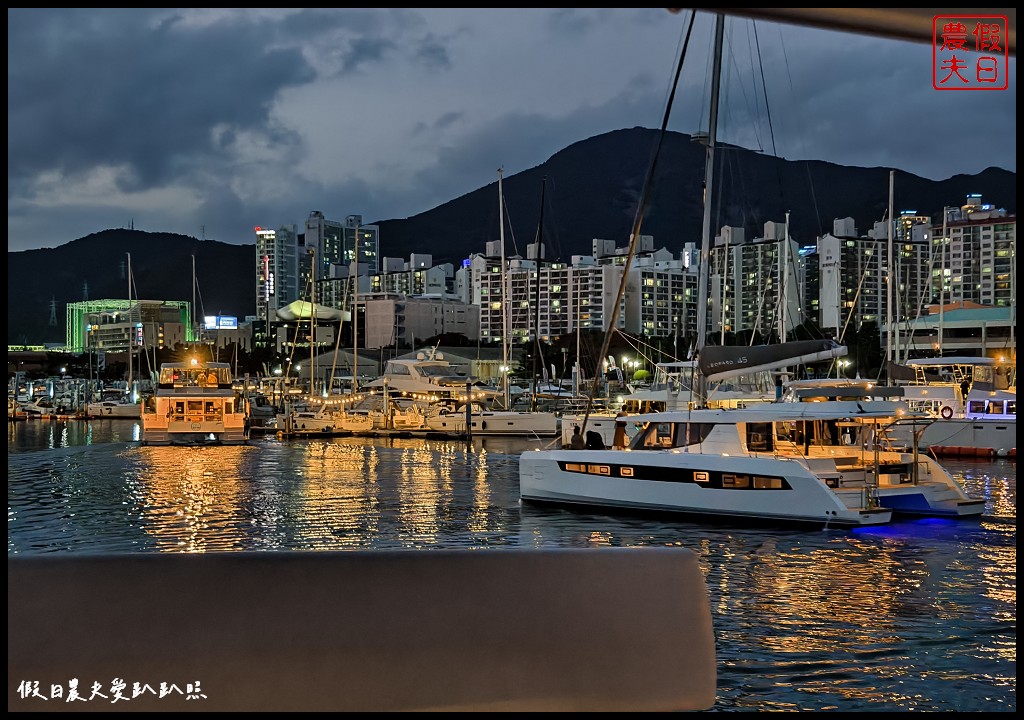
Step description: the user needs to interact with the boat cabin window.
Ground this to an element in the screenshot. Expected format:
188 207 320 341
781 419 851 449
159 366 230 387
631 421 714 449
974 399 1013 416
967 400 988 415
418 365 463 378
384 362 411 376
634 422 675 449
746 422 774 452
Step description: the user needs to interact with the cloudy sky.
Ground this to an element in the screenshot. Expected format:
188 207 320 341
8 8 1016 252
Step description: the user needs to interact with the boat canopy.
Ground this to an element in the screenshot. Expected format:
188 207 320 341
276 300 347 322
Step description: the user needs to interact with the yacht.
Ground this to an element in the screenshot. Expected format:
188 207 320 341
16 396 65 419
424 402 559 438
141 359 248 445
363 351 499 405
276 401 344 436
521 400 983 528
889 357 1016 458
85 388 142 419
8 395 26 421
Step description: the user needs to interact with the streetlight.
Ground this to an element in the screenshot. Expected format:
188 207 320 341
839 359 851 378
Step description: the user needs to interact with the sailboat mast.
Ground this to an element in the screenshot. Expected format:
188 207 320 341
127 252 133 392
352 221 359 393
939 206 947 354
575 269 581 396
310 246 316 399
886 170 895 381
780 211 789 345
1011 234 1016 362
498 168 510 410
694 13 724 407
531 176 547 411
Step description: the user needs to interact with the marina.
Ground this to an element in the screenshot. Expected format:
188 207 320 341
7 419 1016 712
5 8 1016 711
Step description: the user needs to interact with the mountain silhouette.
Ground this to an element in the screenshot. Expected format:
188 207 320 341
8 128 1016 346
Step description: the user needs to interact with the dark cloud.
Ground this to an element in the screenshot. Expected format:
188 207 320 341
7 9 1015 252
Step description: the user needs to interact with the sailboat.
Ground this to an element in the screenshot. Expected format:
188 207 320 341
86 252 142 419
425 169 559 438
519 11 982 526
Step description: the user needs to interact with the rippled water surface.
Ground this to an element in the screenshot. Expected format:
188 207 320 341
8 419 1017 711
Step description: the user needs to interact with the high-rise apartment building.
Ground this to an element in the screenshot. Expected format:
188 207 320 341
255 225 300 327
709 222 801 340
252 193 1012 363
937 196 1016 308
305 212 380 279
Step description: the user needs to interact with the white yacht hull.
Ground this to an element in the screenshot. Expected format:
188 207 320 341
891 417 1016 458
427 410 559 437
86 401 142 419
277 412 341 435
520 449 892 528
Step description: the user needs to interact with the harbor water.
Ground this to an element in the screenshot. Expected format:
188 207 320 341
8 418 1017 712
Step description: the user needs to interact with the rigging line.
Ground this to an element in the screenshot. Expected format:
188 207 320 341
324 277 347 404
772 24 825 236
831 234 878 378
904 239 940 357
127 270 153 377
782 240 805 335
194 269 206 329
580 9 696 433
744 239 779 345
284 268 315 386
614 331 659 368
502 187 521 258
751 21 777 159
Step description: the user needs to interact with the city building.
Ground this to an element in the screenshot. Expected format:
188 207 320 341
67 299 191 354
361 292 480 350
708 221 801 340
246 192 1013 369
889 301 1016 359
934 196 1016 309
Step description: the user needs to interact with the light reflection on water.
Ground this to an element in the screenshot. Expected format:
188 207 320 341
7 420 1017 712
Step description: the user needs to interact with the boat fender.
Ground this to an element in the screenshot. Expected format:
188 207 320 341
940 406 954 419
481 420 487 431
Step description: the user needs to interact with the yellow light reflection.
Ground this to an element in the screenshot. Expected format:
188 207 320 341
131 445 252 553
